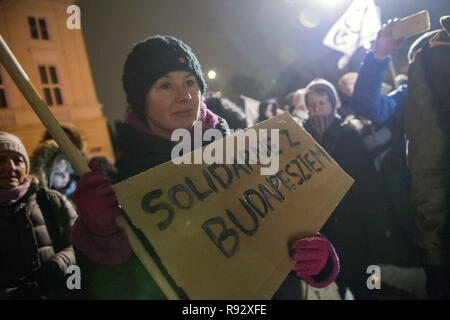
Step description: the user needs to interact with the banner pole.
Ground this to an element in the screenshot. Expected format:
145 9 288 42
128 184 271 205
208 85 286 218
388 55 397 86
0 34 180 300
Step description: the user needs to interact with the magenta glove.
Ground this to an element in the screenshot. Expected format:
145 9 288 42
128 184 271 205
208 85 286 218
72 171 122 236
290 234 340 288
71 171 131 265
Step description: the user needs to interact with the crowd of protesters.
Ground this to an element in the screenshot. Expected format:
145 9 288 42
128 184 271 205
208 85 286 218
0 16 448 300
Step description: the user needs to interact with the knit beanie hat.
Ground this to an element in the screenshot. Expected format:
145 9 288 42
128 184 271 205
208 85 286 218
0 131 30 173
122 35 207 120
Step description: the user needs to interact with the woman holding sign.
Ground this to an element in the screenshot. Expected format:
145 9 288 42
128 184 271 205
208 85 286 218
70 36 340 299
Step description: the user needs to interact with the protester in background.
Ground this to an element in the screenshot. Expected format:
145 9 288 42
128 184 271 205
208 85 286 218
0 132 77 299
257 98 279 122
204 93 248 130
351 20 432 267
404 16 450 300
337 72 358 117
70 35 340 299
38 125 117 185
304 78 382 299
285 88 309 125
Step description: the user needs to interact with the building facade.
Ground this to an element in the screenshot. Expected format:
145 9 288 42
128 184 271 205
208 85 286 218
0 0 114 162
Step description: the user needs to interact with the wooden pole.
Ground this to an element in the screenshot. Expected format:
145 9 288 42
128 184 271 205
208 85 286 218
388 55 397 87
0 34 180 300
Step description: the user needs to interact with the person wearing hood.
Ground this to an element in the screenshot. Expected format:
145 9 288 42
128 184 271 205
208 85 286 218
0 132 77 299
69 35 340 300
30 140 78 199
404 16 450 300
303 78 383 299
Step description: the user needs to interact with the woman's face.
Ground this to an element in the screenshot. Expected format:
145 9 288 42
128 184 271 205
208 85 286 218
264 103 275 119
0 151 27 189
145 70 202 139
306 92 333 117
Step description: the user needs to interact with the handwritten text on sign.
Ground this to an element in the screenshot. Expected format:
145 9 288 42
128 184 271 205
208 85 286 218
114 113 353 299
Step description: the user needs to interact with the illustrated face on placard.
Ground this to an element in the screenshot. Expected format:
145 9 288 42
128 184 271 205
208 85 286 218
49 155 71 190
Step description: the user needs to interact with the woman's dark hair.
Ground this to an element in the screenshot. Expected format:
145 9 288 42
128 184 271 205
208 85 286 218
258 99 279 123
204 93 247 130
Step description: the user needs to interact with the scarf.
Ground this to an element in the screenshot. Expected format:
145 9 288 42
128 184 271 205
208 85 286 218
0 178 31 206
125 103 219 136
307 115 336 137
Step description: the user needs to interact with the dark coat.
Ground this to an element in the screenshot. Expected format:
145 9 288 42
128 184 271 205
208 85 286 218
405 28 450 267
114 117 231 182
0 179 77 299
304 118 381 298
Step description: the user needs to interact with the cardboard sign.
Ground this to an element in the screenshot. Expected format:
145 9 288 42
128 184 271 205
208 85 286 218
114 113 353 299
392 10 430 40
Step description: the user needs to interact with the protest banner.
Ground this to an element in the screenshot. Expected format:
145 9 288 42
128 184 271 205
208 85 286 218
114 112 354 299
323 0 381 69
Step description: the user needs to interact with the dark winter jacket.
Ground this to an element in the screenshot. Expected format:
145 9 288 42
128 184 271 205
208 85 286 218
304 118 380 298
0 178 77 299
352 51 421 264
405 27 450 266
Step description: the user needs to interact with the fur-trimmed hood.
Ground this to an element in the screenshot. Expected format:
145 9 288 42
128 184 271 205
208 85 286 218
29 140 76 197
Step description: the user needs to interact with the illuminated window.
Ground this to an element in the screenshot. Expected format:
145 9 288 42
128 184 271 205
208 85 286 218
38 65 63 106
28 17 49 40
0 72 7 108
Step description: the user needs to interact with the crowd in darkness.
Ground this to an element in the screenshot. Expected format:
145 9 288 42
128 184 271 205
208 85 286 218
0 16 449 300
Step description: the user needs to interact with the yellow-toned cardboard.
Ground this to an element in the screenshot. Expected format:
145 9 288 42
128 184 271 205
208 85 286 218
392 10 430 40
114 112 354 299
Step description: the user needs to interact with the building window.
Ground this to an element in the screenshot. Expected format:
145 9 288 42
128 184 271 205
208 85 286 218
38 65 63 106
28 17 49 40
28 17 38 39
0 72 7 108
38 19 49 40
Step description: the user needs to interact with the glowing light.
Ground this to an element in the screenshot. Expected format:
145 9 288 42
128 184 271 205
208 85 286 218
313 0 346 9
207 70 216 80
299 9 320 28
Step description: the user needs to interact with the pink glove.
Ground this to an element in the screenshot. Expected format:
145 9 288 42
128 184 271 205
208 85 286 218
290 234 340 288
72 171 121 236
71 171 131 265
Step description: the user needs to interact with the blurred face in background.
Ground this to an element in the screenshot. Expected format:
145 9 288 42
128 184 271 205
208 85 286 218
338 72 358 96
265 102 276 119
49 156 71 190
306 92 333 117
145 70 202 140
0 151 27 189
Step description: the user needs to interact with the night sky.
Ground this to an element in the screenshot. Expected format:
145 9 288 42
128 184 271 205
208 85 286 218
77 0 449 125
